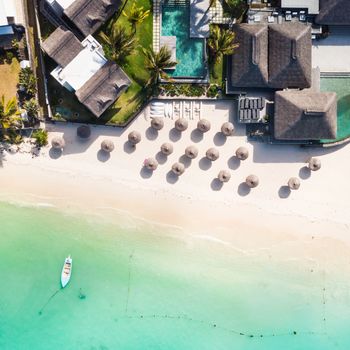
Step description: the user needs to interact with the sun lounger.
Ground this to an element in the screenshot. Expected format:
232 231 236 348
239 109 244 120
244 99 249 109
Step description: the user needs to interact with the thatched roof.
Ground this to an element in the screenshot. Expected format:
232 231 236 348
316 0 350 25
268 23 312 89
42 26 83 67
229 24 269 88
274 91 337 141
227 23 312 90
64 0 121 37
75 61 131 117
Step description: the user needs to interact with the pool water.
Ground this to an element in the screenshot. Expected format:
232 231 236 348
320 77 350 143
162 5 206 78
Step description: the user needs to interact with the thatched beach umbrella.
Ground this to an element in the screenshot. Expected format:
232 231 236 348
308 157 321 171
128 131 141 145
160 142 173 156
246 174 259 188
101 139 114 153
171 162 185 176
197 119 211 133
288 177 300 190
144 157 158 171
175 118 188 132
206 147 219 161
51 137 65 150
151 117 164 131
221 122 235 136
218 170 231 183
185 145 198 159
235 146 249 160
77 125 91 139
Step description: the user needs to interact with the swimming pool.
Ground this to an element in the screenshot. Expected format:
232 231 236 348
320 76 350 143
161 5 206 79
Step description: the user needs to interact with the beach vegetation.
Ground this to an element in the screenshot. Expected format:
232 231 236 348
142 45 177 88
23 99 39 118
208 25 239 67
0 57 20 101
223 0 248 21
99 24 137 64
123 2 150 32
32 129 48 147
19 67 37 97
0 95 20 130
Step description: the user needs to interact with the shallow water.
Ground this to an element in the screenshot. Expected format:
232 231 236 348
0 201 349 349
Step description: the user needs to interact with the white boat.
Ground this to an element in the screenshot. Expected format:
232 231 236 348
61 255 72 288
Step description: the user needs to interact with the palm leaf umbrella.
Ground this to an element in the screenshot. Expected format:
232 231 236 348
246 174 259 188
197 119 211 133
101 139 115 153
171 162 185 176
221 122 234 136
77 125 91 139
185 145 198 159
51 137 65 150
206 147 219 161
144 157 158 170
218 170 231 183
308 157 321 171
175 118 188 131
128 131 141 145
151 117 164 131
160 142 173 155
235 146 249 160
288 177 300 190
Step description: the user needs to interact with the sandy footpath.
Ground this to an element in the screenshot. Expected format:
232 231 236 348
0 101 350 253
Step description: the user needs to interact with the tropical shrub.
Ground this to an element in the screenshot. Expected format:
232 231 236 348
23 98 39 118
19 67 37 97
32 129 48 147
206 84 219 98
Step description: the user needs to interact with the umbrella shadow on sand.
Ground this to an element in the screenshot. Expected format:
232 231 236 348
146 127 159 141
299 166 311 179
211 178 224 191
123 141 136 154
237 183 251 196
49 148 62 159
213 132 227 147
169 128 182 142
166 171 179 184
97 149 110 163
140 167 153 179
278 185 291 199
199 157 212 171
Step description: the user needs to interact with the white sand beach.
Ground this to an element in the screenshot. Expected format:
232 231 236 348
1 100 350 252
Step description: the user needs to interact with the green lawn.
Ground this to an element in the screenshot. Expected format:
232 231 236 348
104 0 152 125
47 0 152 125
209 58 224 86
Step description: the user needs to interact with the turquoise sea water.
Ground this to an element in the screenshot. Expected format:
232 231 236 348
320 77 350 142
1 201 350 349
162 5 206 78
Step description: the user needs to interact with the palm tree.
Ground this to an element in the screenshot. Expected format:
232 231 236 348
207 0 217 11
99 24 137 64
123 2 150 32
142 46 177 87
0 95 20 130
208 25 239 64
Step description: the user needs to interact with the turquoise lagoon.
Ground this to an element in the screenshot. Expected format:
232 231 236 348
0 201 350 349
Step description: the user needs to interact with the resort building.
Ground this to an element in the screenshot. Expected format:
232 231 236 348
0 0 25 49
316 0 350 25
44 0 121 37
42 26 131 117
227 22 312 91
274 90 337 141
280 0 319 15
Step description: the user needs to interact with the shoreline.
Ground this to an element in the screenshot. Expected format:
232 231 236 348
0 100 350 249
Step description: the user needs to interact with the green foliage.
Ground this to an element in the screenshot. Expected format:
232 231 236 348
159 84 206 97
99 24 137 64
19 67 37 97
0 95 20 130
6 51 14 64
3 129 22 144
23 98 39 118
32 129 48 147
123 2 150 31
206 84 219 98
11 39 19 50
223 0 248 19
142 45 177 87
208 25 239 64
